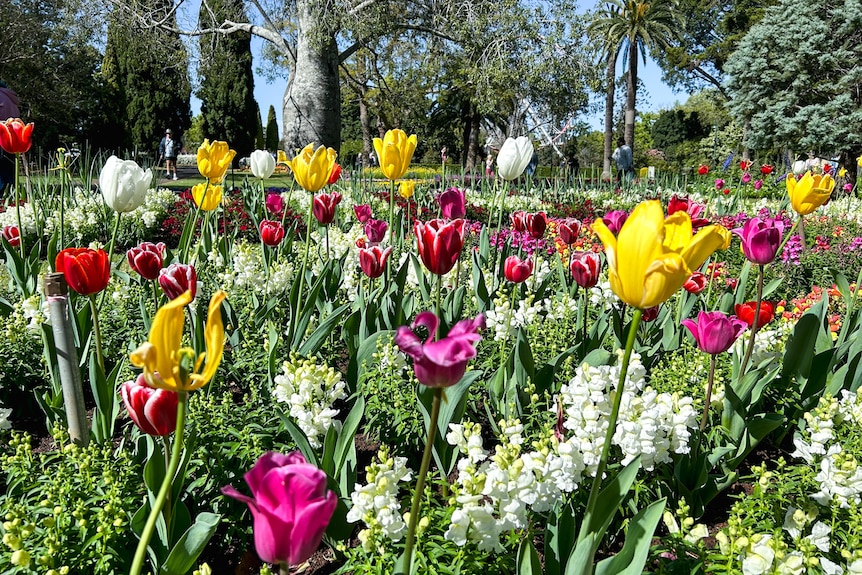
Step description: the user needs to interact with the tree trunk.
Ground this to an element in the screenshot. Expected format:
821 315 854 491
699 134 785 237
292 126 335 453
624 50 637 151
466 109 481 170
358 53 372 167
602 51 616 182
460 99 472 168
282 0 341 153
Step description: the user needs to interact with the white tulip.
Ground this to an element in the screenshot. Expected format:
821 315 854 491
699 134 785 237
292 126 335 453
496 136 534 181
250 149 276 179
99 155 152 213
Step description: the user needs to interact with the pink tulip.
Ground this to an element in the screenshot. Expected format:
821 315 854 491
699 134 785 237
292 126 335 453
414 219 465 276
715 178 725 190
127 242 166 281
510 210 527 232
504 255 533 283
570 251 601 288
312 191 342 225
364 219 388 244
683 271 708 294
120 374 178 436
681 311 747 354
557 219 581 245
395 311 484 388
359 245 392 279
2 225 20 247
733 217 784 265
667 195 709 228
742 172 752 184
754 179 764 190
602 210 628 235
222 452 337 568
439 187 466 219
265 193 285 215
354 204 372 224
158 263 197 301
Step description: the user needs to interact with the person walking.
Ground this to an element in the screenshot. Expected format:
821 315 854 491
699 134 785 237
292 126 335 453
0 81 21 195
611 138 633 187
158 129 180 180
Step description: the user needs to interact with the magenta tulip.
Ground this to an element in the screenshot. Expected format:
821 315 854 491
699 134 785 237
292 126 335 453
681 311 747 354
439 187 466 220
312 191 342 225
265 193 285 215
120 374 178 436
570 251 601 288
364 219 388 245
354 204 372 224
359 245 392 279
557 219 581 245
395 311 484 388
414 218 465 276
222 452 337 568
504 255 533 283
602 210 628 234
158 263 197 301
733 217 784 265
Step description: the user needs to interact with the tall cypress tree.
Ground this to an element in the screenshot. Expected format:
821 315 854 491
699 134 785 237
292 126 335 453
197 0 257 160
265 105 279 151
254 103 265 150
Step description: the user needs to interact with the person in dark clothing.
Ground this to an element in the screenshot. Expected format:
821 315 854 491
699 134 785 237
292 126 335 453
0 81 21 195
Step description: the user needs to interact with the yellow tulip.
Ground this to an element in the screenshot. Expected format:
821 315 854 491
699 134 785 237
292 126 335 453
130 290 227 392
373 129 417 180
398 180 416 199
277 149 289 165
197 139 236 183
191 183 223 211
857 154 862 168
839 167 847 178
786 171 834 215
592 200 730 309
287 143 337 192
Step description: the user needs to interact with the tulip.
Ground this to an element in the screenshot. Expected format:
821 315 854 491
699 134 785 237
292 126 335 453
55 248 111 296
642 305 660 322
414 219 466 276
286 143 337 192
570 251 601 289
359 245 393 279
683 271 708 294
735 301 775 329
250 150 276 179
259 220 285 247
592 200 731 309
761 164 773 175
667 196 708 229
197 139 236 182
120 374 178 436
364 219 388 244
715 178 725 190
524 212 547 239
373 129 417 180
557 219 581 245
328 163 342 185
510 210 527 232
99 156 152 213
733 217 784 265
787 171 835 215
395 311 484 388
739 160 751 171
277 150 289 165
697 164 709 176
399 180 416 199
127 242 166 281
2 225 20 247
159 263 197 301
131 289 226 392
496 136 533 181
844 183 854 194
742 172 752 184
439 188 466 220
266 193 285 215
354 204 372 224
191 183 223 211
312 191 342 225
682 311 747 355
602 210 628 235
754 179 764 190
0 118 34 154
504 255 533 283
221 452 337 568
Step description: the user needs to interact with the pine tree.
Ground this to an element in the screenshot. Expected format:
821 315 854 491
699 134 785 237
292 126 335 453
265 105 280 151
254 103 265 150
197 0 257 160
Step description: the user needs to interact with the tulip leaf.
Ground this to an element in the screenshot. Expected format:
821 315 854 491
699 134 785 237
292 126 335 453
160 512 220 575
733 261 752 305
277 412 319 467
594 498 665 575
564 532 598 575
578 456 641 544
471 251 491 313
334 395 364 477
760 277 784 300
545 501 577 575
298 302 350 356
516 538 542 575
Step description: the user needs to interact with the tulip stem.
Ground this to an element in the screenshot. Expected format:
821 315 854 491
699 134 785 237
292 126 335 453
150 280 160 319
289 197 316 347
88 294 105 375
130 391 188 575
279 563 290 575
403 386 442 573
98 212 123 312
738 264 765 376
13 153 24 259
700 354 717 431
387 179 396 282
579 307 642 552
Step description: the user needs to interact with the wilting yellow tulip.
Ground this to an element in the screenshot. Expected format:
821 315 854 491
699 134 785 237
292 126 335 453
592 200 730 309
287 143 337 192
398 180 416 199
373 129 417 180
786 171 834 216
197 139 236 183
191 183 223 211
130 290 227 392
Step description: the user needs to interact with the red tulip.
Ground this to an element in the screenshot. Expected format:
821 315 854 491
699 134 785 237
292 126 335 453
504 255 533 283
259 220 286 247
761 164 773 175
524 211 547 239
127 242 166 280
697 164 709 176
2 225 20 247
312 191 342 225
415 218 465 276
667 195 709 228
120 374 178 436
511 210 527 232
739 160 751 171
0 118 34 154
557 219 581 245
328 163 342 185
55 248 110 295
159 263 197 301
358 245 392 279
735 301 774 329
642 305 660 322
683 271 708 294
570 251 601 289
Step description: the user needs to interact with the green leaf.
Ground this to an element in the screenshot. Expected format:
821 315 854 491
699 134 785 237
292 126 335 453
517 538 542 575
594 499 666 575
334 395 365 477
298 303 349 355
160 512 220 575
579 456 641 544
545 501 577 575
277 412 319 467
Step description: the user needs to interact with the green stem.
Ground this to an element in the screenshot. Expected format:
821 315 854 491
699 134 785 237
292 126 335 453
279 562 290 575
182 182 208 263
738 264 765 376
98 212 123 311
289 196 316 347
700 354 717 431
14 153 23 259
436 273 442 320
387 180 396 282
130 391 188 575
161 435 173 539
88 294 105 374
403 386 442 572
579 307 643 549
150 280 160 317
59 174 65 251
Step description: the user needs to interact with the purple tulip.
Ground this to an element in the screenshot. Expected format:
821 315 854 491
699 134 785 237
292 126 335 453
395 311 484 388
439 187 466 220
681 311 747 354
732 217 784 265
715 178 725 190
364 219 388 244
602 210 628 235
222 452 337 568
741 172 752 184
754 179 764 190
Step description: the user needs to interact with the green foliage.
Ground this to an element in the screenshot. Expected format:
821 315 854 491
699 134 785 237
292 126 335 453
265 105 279 151
254 103 265 150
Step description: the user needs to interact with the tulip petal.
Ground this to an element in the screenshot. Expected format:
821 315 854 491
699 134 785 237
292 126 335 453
681 225 732 271
188 290 226 390
147 290 193 390
641 252 689 308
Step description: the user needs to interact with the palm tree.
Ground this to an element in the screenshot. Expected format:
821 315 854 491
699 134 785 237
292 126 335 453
589 0 681 159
